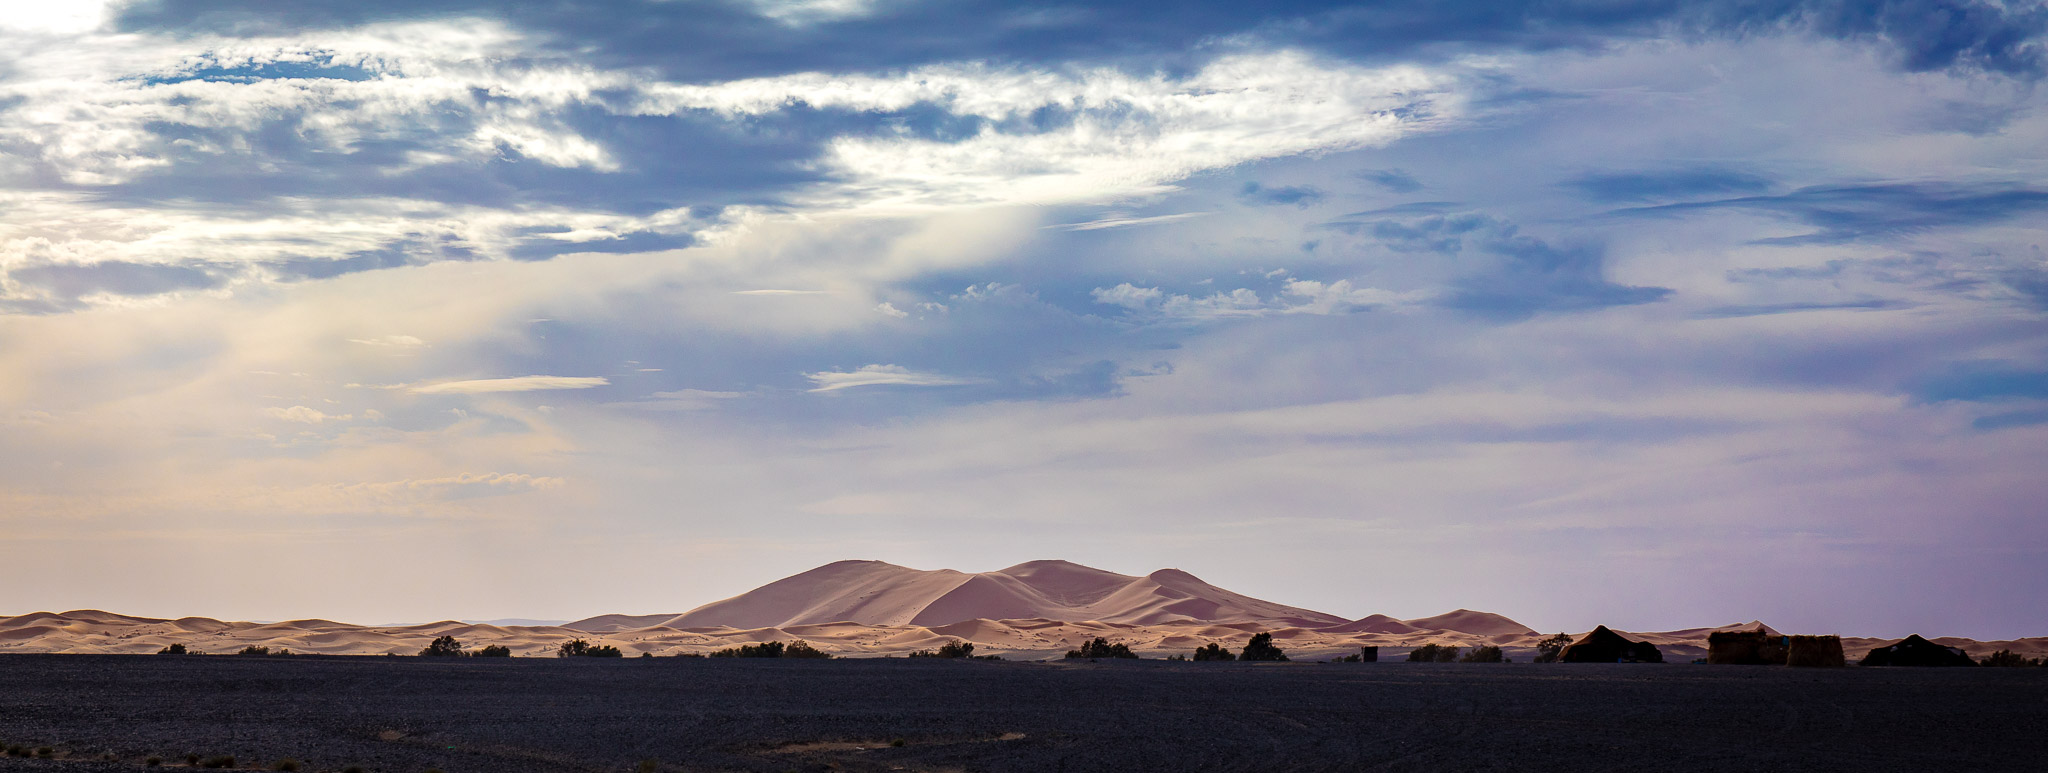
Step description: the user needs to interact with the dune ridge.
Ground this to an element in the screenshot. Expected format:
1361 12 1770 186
3 608 2043 662
4 561 2041 660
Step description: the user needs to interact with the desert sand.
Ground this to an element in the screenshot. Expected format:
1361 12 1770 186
4 560 2042 660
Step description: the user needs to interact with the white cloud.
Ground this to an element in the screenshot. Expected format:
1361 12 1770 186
266 405 348 424
410 376 610 394
612 389 752 411
805 364 983 392
1091 278 1412 319
347 335 427 347
636 50 1464 210
1048 212 1210 231
874 301 909 318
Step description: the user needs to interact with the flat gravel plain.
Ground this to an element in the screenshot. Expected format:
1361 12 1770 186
0 654 2042 772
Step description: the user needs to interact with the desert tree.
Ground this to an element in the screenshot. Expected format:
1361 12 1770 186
419 635 464 657
1238 632 1288 662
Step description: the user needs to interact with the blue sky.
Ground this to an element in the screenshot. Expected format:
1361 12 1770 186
1 0 2044 638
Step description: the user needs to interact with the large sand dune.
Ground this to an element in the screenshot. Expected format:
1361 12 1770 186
616 559 1351 630
3 560 2041 661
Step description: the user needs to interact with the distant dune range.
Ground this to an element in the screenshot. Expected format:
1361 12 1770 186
4 560 2042 660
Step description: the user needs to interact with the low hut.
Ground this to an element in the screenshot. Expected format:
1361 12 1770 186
1785 635 1845 668
1557 626 1663 663
1707 627 1787 665
1860 635 1974 667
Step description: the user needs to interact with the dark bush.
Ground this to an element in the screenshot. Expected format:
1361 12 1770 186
637 759 659 773
145 756 162 767
341 766 366 773
272 759 302 771
711 641 783 658
1406 644 1460 662
909 641 977 658
1239 632 1288 662
1191 643 1235 661
556 639 593 657
33 747 53 758
1065 638 1137 659
588 644 623 658
419 635 464 657
471 645 512 658
157 643 188 655
1533 633 1572 664
236 646 271 656
200 755 236 768
185 753 200 765
782 640 829 659
1980 649 2044 667
1460 645 1504 663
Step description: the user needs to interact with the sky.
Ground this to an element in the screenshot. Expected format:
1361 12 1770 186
1 0 2045 639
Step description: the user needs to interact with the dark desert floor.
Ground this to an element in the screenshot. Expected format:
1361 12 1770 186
1 654 2042 772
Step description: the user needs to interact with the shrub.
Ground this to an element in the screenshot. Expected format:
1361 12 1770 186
1980 649 2043 667
471 645 512 658
237 646 271 656
33 747 53 758
783 640 830 659
185 753 201 765
1406 644 1460 662
1239 632 1288 662
145 756 163 767
1533 633 1572 664
1460 645 1503 663
200 755 236 768
1190 643 1235 661
1065 638 1137 659
420 635 464 657
673 652 705 658
273 759 302 771
1166 654 1187 661
637 759 659 773
3 745 25 757
588 644 623 658
909 641 977 658
890 738 906 748
157 643 189 655
341 766 366 773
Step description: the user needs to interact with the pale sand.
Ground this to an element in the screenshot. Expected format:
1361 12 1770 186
5 559 2040 660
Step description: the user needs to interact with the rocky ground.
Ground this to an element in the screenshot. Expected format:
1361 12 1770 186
0 654 2042 772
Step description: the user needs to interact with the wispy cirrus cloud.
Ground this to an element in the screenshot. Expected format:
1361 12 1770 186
409 376 610 394
806 365 983 392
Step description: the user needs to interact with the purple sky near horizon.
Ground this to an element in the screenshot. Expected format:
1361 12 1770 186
1 0 2046 640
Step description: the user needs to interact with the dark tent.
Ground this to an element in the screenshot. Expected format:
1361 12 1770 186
1860 635 1975 667
1557 626 1663 663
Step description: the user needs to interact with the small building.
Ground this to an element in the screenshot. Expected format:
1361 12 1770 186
1707 627 1787 665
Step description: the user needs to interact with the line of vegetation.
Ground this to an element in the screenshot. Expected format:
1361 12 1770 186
907 641 1000 659
1980 649 2048 667
1065 638 1138 659
708 640 831 658
557 638 625 658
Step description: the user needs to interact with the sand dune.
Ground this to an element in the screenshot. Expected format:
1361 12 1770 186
623 559 1352 631
5 561 2041 661
7 607 2044 662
